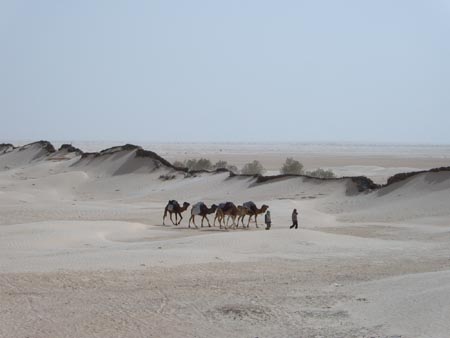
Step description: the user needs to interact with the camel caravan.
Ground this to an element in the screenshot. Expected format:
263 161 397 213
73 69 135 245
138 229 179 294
162 200 269 229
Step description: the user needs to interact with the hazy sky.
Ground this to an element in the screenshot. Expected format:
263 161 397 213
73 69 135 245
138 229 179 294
1 1 449 143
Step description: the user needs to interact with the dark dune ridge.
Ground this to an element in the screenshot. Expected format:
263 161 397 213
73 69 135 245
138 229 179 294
0 143 15 154
1 141 449 192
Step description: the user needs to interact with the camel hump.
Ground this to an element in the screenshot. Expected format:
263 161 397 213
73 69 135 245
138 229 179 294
167 200 180 211
168 200 179 206
243 201 256 210
223 202 236 211
217 202 227 210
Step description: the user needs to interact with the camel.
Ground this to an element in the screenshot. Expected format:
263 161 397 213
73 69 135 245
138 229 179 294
162 200 190 225
213 202 227 227
214 202 239 229
189 202 218 228
236 205 255 228
238 201 269 228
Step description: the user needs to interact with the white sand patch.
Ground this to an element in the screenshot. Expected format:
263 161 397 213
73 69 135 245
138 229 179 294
341 270 450 338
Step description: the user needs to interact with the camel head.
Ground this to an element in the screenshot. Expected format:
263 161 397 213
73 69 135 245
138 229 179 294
210 204 218 212
180 202 190 212
261 204 269 212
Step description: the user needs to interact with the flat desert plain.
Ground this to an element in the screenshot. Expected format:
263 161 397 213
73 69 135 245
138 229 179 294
1 141 450 338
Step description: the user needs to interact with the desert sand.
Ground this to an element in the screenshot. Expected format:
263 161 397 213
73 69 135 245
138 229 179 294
1 141 450 338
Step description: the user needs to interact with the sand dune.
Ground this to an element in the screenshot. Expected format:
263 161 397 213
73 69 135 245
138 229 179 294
1 141 450 337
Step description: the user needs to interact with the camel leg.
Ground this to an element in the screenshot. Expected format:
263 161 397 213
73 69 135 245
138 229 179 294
205 215 211 227
169 212 176 225
228 215 234 230
255 214 259 228
189 215 193 228
240 215 246 227
219 214 225 229
214 212 221 228
163 208 168 225
177 212 183 225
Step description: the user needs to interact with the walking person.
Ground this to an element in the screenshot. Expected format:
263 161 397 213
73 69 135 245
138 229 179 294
264 210 271 230
290 209 298 229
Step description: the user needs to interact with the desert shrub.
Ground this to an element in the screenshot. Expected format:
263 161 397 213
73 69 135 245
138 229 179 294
213 160 228 169
241 160 265 175
306 168 336 179
213 160 238 173
172 160 186 168
184 159 196 170
280 157 304 175
195 158 213 170
226 165 238 173
184 158 213 171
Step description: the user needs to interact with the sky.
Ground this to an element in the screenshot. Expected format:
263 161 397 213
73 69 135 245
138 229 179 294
1 0 450 144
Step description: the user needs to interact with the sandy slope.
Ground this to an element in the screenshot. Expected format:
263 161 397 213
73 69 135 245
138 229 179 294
340 270 450 338
1 142 450 338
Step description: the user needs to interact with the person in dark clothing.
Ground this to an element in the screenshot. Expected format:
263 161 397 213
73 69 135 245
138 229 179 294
290 209 298 229
264 210 271 230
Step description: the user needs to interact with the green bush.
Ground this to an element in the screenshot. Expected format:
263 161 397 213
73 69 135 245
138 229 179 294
306 168 336 179
241 160 265 175
280 157 304 175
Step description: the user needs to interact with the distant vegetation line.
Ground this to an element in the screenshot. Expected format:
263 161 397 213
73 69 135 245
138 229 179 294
2 140 450 192
173 157 336 178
